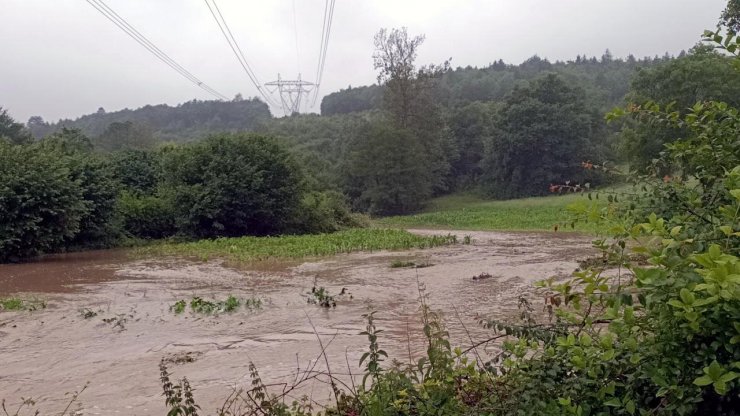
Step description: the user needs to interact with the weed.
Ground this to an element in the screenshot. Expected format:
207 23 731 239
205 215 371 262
306 286 336 308
390 260 416 268
101 313 131 330
305 281 352 308
163 351 203 365
1 383 88 416
171 299 187 314
472 272 493 281
171 295 262 315
391 259 435 268
463 235 473 244
79 308 99 319
0 297 46 312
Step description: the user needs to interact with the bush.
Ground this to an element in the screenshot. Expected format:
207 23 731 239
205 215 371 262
109 149 162 195
161 133 305 238
116 191 177 239
289 190 368 234
40 129 120 248
0 142 85 261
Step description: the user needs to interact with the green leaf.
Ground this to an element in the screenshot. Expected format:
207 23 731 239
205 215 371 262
625 399 635 415
604 398 621 407
694 375 713 386
679 288 694 305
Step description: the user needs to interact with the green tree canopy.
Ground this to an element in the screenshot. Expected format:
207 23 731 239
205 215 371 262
161 133 305 238
0 107 31 145
482 73 601 198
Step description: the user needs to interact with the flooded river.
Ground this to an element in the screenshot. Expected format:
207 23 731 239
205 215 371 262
0 230 592 415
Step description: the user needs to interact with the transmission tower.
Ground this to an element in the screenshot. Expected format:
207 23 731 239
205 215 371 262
264 74 315 116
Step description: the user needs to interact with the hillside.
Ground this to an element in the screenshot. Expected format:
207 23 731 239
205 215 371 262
28 97 271 142
321 53 667 116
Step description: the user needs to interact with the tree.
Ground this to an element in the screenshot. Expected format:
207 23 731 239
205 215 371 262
373 28 426 128
621 45 740 168
161 133 305 238
369 27 453 203
482 74 600 198
0 107 31 144
343 122 433 215
39 129 120 247
720 0 740 34
0 142 85 261
96 120 156 152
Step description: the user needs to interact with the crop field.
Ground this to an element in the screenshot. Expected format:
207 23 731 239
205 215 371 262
143 228 457 262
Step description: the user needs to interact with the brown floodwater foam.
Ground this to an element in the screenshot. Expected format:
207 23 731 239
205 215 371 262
0 230 593 415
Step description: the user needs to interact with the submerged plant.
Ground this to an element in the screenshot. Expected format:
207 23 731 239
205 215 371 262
171 295 262 315
0 297 46 312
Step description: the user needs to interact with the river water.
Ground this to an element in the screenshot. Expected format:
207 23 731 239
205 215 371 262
0 229 592 415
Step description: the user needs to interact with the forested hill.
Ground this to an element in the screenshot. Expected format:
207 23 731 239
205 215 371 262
320 52 670 116
28 97 270 143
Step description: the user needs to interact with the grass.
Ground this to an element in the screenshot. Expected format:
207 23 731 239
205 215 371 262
375 192 604 232
0 297 46 312
145 229 456 263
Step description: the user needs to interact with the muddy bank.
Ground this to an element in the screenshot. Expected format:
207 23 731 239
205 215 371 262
0 230 593 415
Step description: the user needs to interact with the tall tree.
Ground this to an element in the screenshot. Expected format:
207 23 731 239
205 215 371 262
96 120 156 152
482 74 601 198
621 45 740 168
0 107 31 144
720 0 740 34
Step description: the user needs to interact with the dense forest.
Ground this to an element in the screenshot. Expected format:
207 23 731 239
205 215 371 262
26 96 270 144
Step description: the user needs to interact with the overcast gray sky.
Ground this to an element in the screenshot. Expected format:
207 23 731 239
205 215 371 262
0 0 727 122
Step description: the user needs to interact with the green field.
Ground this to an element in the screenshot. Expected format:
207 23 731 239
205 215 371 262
143 228 456 263
375 192 601 232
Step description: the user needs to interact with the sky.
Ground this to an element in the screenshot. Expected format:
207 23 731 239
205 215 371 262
0 0 728 123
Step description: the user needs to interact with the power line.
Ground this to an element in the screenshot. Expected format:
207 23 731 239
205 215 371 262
292 0 301 74
311 0 335 107
85 0 228 100
203 0 278 107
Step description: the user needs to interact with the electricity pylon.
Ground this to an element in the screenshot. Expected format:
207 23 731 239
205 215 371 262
265 74 315 116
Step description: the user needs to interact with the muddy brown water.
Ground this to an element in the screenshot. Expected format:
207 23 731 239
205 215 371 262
0 230 593 415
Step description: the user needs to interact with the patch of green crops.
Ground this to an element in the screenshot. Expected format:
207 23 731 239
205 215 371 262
143 229 456 262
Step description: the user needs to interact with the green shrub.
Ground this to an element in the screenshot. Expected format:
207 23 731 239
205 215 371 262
40 129 120 249
161 133 305 238
0 142 86 262
116 191 177 239
289 190 367 234
109 148 163 195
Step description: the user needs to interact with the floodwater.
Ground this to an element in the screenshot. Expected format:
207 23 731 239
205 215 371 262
0 230 593 415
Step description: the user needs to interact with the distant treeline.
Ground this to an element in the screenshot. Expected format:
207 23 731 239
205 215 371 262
26 96 270 145
321 51 671 116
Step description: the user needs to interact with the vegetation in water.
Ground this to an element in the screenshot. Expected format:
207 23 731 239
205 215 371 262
145 229 455 263
0 297 46 312
171 295 262 315
390 259 434 268
305 282 352 308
